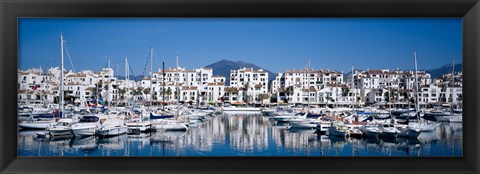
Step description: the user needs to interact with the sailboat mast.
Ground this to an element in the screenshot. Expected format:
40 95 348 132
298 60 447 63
307 59 310 113
59 34 64 118
414 51 420 118
355 70 359 122
125 56 128 107
451 59 455 104
162 59 165 110
351 65 354 114
108 58 111 110
149 48 153 109
176 53 180 118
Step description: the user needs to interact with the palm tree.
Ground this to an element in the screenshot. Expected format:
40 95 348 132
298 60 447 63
258 93 270 105
119 88 126 100
243 83 250 104
342 88 350 97
165 88 172 100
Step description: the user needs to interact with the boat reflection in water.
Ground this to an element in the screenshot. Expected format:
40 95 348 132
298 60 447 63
18 114 462 157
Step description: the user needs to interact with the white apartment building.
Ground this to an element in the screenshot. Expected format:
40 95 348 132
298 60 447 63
229 67 269 104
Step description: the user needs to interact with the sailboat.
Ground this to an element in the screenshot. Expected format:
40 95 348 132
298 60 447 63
151 53 188 131
424 59 462 122
398 51 438 136
125 50 152 133
288 59 318 129
21 34 67 130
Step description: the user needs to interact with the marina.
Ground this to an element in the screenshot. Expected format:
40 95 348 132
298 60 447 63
17 19 463 157
18 112 462 157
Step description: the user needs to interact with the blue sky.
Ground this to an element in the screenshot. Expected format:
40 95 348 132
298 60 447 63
18 18 462 75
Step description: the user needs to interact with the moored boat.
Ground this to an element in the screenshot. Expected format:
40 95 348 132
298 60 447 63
47 118 75 137
97 118 128 136
377 123 400 138
328 121 350 137
360 124 381 138
70 116 102 137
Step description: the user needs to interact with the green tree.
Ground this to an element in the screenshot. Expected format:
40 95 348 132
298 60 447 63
342 88 350 96
384 91 391 102
119 88 126 100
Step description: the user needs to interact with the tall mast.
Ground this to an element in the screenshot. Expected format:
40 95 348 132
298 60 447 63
307 58 310 113
125 56 128 107
162 58 165 110
351 65 354 114
451 59 455 105
355 70 359 122
108 58 111 110
59 34 64 118
149 48 153 109
414 51 420 117
176 53 180 118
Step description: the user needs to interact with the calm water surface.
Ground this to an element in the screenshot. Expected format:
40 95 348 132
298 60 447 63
18 114 462 157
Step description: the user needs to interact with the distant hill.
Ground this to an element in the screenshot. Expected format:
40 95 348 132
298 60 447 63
425 63 462 79
204 59 276 85
342 63 462 79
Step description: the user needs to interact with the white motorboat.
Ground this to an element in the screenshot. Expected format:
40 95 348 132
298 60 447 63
70 116 102 137
449 116 462 123
396 126 421 138
271 112 297 122
97 118 128 136
378 123 401 138
125 121 151 132
274 113 307 122
348 127 363 138
152 119 189 131
328 121 350 137
19 119 55 130
407 122 440 132
47 118 75 137
289 120 318 130
360 124 381 138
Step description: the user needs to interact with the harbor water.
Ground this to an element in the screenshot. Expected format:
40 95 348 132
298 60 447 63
18 114 462 157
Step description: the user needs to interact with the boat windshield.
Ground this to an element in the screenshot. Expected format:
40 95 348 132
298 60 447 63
79 116 99 123
56 122 70 126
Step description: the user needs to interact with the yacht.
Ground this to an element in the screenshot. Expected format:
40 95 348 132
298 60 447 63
18 116 55 130
328 121 350 137
360 124 381 138
396 125 421 138
377 123 401 138
152 119 189 131
70 116 102 137
97 118 128 136
47 118 75 137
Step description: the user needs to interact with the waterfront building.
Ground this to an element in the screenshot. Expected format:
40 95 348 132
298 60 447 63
17 63 462 109
229 67 269 104
271 68 344 105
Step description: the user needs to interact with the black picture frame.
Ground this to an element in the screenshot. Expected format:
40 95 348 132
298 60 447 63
1 0 479 173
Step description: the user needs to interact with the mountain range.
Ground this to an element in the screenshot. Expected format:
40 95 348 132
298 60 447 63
424 63 462 79
204 59 276 85
343 63 462 79
117 61 461 83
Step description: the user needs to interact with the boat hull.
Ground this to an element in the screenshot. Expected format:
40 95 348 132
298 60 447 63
97 127 128 136
380 131 398 138
362 130 380 138
71 128 97 137
289 122 317 129
19 121 52 130
153 121 188 131
126 122 151 132
49 129 72 137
